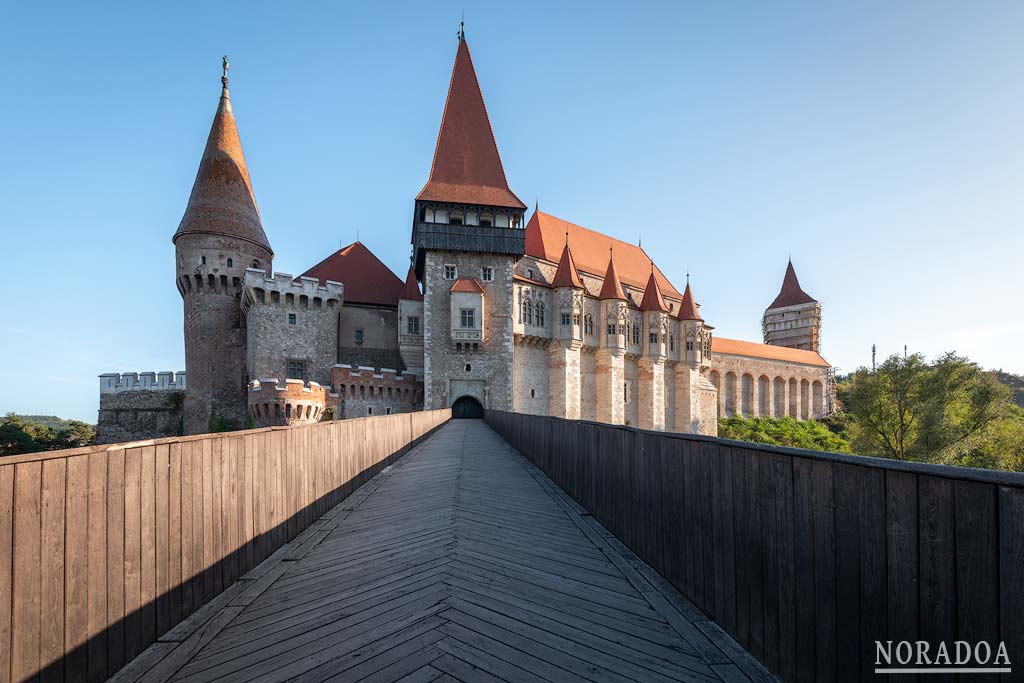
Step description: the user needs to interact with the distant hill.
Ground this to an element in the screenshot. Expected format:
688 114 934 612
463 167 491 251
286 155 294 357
992 371 1024 409
17 414 95 430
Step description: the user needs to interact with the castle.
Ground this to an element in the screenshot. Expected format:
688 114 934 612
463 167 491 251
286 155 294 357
96 33 831 443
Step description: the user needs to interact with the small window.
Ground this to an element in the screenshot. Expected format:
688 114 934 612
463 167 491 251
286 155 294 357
649 332 658 345
607 323 616 336
686 340 694 351
287 360 306 380
227 258 233 268
473 342 479 351
355 328 364 344
367 407 373 415
536 302 545 326
460 308 475 328
252 260 260 269
201 256 206 265
560 312 571 326
465 363 471 372
444 265 457 280
456 342 463 352
407 316 420 335
480 217 492 227
527 269 534 279
386 408 391 415
288 313 296 325
530 389 535 398
482 267 493 282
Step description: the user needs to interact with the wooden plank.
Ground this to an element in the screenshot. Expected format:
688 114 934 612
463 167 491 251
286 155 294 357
810 459 837 683
40 458 66 683
12 461 42 683
832 464 860 683
791 458 816 683
166 443 182 631
200 439 215 604
775 454 796 682
155 444 172 636
885 471 918 657
857 467 886 682
123 448 143 663
0 465 15 683
759 453 781 674
190 440 205 612
918 475 957 661
139 446 157 650
999 486 1024 682
106 448 127 676
86 452 108 683
954 479 999 678
64 456 90 681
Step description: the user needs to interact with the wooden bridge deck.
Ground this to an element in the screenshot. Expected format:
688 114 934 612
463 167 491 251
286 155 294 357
119 420 771 683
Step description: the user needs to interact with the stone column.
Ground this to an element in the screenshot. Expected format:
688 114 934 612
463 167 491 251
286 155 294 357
595 349 625 425
637 358 665 431
751 378 760 417
675 365 699 434
548 341 582 420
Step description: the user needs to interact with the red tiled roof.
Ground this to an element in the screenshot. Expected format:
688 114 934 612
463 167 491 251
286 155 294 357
768 260 817 309
639 271 668 312
416 38 525 210
551 242 584 288
677 282 703 321
598 253 627 301
174 81 272 254
450 277 485 293
712 337 830 367
400 266 423 301
525 211 682 299
301 242 403 306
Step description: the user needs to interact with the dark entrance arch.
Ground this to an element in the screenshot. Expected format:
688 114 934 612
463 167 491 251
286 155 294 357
451 396 483 419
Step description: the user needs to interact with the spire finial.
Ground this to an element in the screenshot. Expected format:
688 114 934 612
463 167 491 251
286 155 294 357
458 12 465 42
565 230 569 247
686 271 690 283
221 54 229 89
535 198 539 214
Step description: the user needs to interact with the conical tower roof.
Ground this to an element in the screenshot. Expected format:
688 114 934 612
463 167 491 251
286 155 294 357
174 70 272 254
768 260 816 308
400 266 423 301
551 240 584 288
639 269 668 312
676 281 703 321
598 250 627 301
416 36 525 209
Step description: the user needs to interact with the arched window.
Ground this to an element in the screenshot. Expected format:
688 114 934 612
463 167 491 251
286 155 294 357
632 322 640 345
449 209 464 225
227 258 233 268
252 259 260 269
669 333 675 351
480 212 493 227
535 301 545 327
524 300 533 325
584 314 594 335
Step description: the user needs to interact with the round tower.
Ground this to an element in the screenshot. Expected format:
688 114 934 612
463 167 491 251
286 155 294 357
173 58 273 434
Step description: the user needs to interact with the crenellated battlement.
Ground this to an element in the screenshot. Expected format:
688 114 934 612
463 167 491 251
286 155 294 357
241 268 344 314
330 364 424 418
248 378 328 427
99 371 186 394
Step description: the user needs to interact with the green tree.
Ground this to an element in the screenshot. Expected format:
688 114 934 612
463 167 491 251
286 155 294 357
718 416 850 453
840 353 927 459
1 413 37 455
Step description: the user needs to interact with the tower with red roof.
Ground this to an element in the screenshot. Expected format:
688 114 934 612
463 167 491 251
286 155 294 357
173 61 274 434
412 29 526 412
762 260 822 352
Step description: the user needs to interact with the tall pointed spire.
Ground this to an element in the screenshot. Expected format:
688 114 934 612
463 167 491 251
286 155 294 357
639 270 668 312
416 37 525 209
677 281 703 321
768 259 816 309
173 58 272 254
552 240 584 288
599 247 627 301
400 266 424 301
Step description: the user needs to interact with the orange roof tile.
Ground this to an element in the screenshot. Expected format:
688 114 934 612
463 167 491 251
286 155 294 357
400 266 423 301
302 242 404 306
551 242 584 288
450 277 485 293
525 211 682 299
598 252 627 301
677 282 703 321
769 260 817 309
416 38 525 210
639 271 668 312
174 79 272 254
712 337 830 367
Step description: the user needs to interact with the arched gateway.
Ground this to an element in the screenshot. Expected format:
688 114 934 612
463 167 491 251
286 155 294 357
451 395 484 419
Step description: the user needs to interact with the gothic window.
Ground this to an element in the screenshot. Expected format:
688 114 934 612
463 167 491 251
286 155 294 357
649 332 658 345
227 258 233 268
584 314 593 335
632 322 640 345
523 300 533 325
286 360 306 381
482 267 493 282
450 210 464 225
607 323 616 336
444 264 457 280
407 316 420 335
573 313 581 327
561 312 571 326
536 302 545 327
669 334 675 351
624 382 631 404
460 308 475 328
480 212 493 227
686 339 694 351
252 260 260 269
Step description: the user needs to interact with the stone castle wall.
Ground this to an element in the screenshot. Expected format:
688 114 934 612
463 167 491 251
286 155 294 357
96 390 183 444
422 251 515 410
331 365 423 419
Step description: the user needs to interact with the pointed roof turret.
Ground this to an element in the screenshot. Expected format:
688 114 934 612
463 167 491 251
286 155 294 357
768 260 817 309
598 248 627 301
551 237 584 289
173 59 272 254
400 266 423 301
677 279 703 321
416 36 525 210
639 267 668 312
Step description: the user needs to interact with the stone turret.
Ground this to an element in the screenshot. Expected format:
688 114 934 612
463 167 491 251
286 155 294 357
596 249 627 424
173 60 273 434
762 260 821 352
674 279 718 436
637 269 669 430
549 240 584 419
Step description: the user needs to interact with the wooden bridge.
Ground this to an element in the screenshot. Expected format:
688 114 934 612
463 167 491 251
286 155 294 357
2 410 1022 682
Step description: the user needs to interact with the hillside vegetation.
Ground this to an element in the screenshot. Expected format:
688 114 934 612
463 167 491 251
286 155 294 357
1 413 95 456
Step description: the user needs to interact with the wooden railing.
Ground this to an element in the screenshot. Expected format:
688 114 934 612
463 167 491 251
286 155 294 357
485 410 1024 682
0 409 450 683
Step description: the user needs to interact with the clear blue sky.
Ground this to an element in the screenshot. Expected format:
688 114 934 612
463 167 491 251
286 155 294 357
1 1 1021 422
